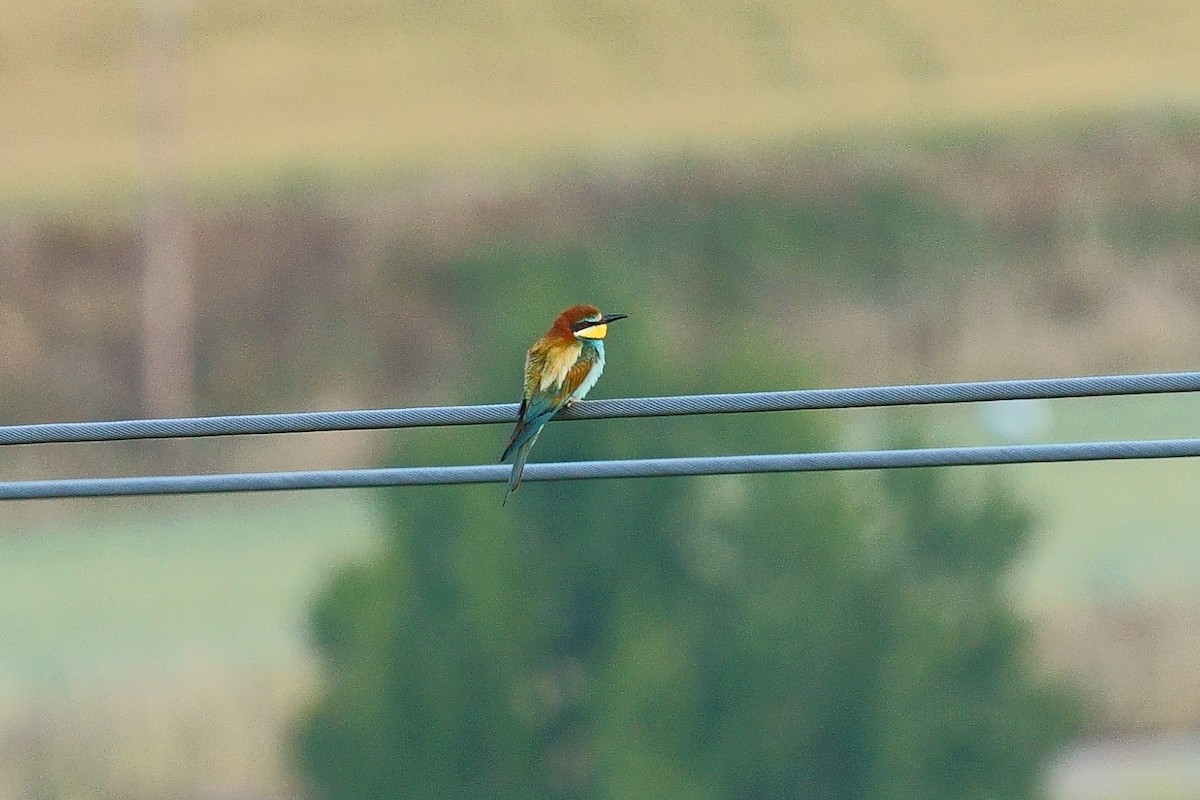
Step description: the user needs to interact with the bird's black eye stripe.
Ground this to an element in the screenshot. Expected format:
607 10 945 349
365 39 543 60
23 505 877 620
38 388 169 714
571 318 601 332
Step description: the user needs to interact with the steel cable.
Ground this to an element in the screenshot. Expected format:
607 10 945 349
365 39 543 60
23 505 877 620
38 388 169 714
3 437 1199 500
1 370 1198 445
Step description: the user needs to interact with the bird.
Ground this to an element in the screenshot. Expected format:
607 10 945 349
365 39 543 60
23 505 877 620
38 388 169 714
500 304 627 504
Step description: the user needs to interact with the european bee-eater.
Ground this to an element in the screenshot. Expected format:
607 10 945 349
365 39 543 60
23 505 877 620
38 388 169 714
500 304 627 504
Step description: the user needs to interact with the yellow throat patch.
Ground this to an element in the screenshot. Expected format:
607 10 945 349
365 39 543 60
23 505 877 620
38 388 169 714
576 323 607 340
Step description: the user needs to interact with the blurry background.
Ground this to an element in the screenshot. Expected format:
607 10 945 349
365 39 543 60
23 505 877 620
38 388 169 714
3 1 1200 798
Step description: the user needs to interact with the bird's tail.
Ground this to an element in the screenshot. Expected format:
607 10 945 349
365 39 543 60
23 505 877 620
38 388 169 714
502 429 541 505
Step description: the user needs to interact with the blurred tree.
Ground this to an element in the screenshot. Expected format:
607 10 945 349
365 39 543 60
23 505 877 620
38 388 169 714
294 232 1079 799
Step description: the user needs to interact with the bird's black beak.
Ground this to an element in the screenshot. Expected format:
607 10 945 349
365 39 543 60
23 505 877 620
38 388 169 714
601 313 628 324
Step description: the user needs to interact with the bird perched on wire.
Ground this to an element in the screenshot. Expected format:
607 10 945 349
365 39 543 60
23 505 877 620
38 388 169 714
500 304 627 504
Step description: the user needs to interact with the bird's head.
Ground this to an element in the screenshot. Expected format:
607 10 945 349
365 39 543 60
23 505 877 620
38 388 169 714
553 304 628 340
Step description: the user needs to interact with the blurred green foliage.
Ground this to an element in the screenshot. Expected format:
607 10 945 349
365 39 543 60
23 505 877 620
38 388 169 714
294 201 1079 798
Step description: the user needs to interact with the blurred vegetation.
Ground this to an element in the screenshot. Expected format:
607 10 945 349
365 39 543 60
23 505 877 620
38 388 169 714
293 236 1080 797
8 125 1200 438
4 132 1200 800
3 1 1200 797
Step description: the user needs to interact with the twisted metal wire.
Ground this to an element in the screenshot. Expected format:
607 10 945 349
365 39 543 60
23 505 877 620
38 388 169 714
2 370 1199 445
3 437 1199 500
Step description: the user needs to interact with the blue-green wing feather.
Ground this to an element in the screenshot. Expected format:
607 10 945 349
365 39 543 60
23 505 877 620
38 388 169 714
500 394 557 463
500 395 559 504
